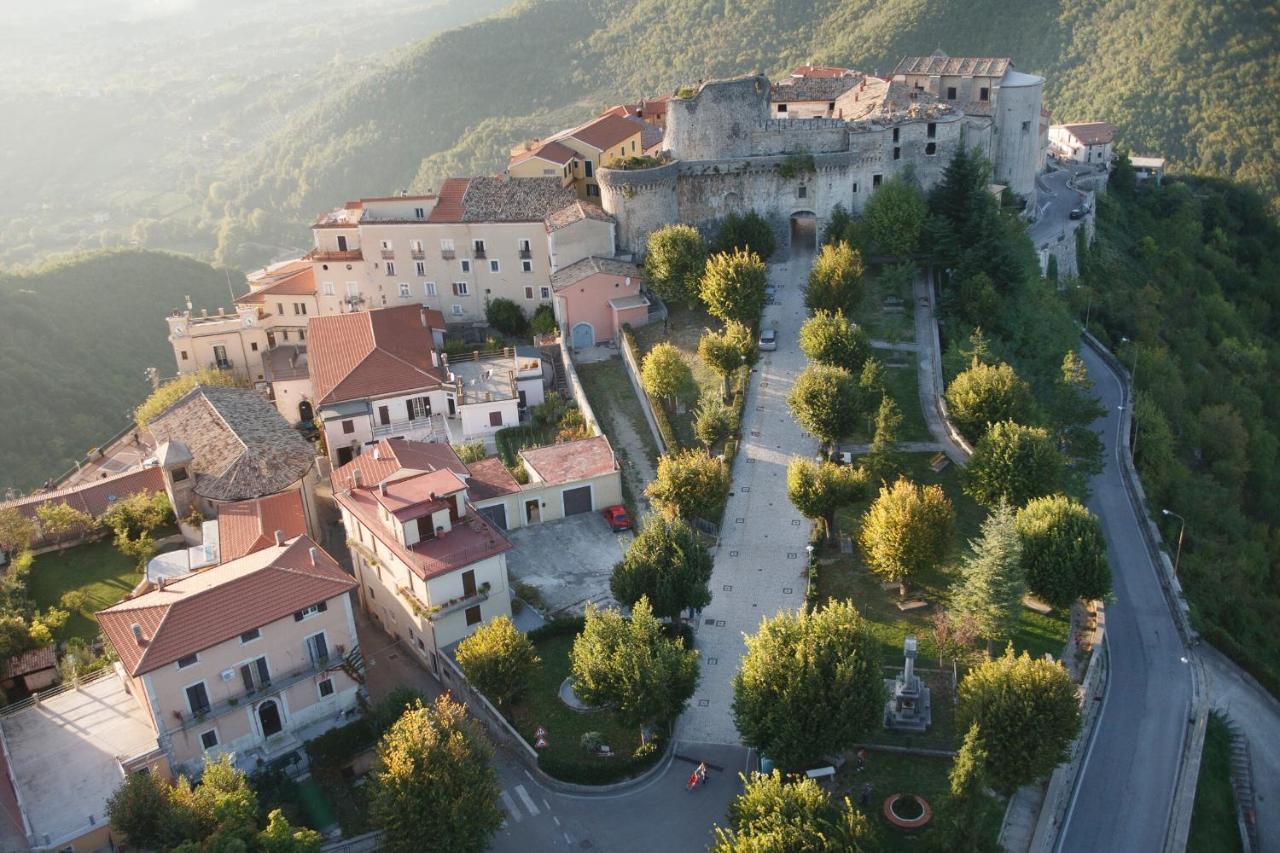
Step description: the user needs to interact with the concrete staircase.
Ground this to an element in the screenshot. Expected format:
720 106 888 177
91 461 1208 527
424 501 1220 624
542 344 569 397
1226 718 1260 853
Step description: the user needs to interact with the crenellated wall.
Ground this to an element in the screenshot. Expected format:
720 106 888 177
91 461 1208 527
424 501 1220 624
664 75 770 161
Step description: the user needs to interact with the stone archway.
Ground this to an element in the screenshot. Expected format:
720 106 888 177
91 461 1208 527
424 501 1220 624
790 211 817 252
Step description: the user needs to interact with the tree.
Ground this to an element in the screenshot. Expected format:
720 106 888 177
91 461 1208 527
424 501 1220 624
1015 495 1111 607
609 516 713 621
35 502 95 550
954 271 1001 328
570 597 699 734
787 364 862 449
0 507 35 557
640 342 692 409
864 394 903 483
700 249 768 325
733 601 882 768
798 310 870 369
698 322 756 398
1110 150 1136 196
485 297 528 336
858 477 954 594
786 458 869 540
693 397 737 450
455 616 541 706
714 211 776 260
530 303 558 336
933 723 995 853
106 768 183 851
645 449 729 520
805 242 865 316
645 224 707 308
135 367 250 428
965 421 1065 508
259 809 323 853
1049 351 1105 484
945 360 1033 444
168 755 260 850
950 502 1026 652
712 771 871 852
863 173 927 257
957 648 1081 793
369 695 504 853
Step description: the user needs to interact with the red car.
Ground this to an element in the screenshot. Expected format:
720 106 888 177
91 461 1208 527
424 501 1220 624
602 505 633 531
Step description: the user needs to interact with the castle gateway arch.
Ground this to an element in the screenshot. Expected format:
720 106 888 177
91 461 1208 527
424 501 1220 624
790 210 817 251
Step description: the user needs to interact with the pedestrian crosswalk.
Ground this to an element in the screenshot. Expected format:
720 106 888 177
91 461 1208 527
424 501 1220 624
498 784 542 826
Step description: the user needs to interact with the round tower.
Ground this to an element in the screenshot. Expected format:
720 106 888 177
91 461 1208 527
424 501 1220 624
598 161 680 257
663 74 770 162
992 69 1043 203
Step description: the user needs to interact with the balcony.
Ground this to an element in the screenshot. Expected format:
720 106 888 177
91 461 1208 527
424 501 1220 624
371 413 450 441
397 582 491 622
380 249 395 260
209 359 233 371
518 247 533 260
411 249 426 260
472 247 487 259
441 249 456 260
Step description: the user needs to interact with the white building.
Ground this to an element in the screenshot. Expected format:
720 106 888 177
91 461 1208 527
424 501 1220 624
1049 122 1117 166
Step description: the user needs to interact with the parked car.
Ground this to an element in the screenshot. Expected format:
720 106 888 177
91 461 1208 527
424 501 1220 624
602 505 633 531
1069 207 1085 220
758 327 778 351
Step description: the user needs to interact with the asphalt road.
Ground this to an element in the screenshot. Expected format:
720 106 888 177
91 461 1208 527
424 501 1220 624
1028 169 1085 249
1057 345 1194 852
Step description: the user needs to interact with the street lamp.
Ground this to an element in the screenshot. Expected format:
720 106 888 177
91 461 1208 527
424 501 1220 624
1162 509 1187 578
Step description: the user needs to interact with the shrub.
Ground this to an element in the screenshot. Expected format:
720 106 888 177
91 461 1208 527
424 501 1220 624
645 224 707 308
134 368 249 428
305 718 377 772
452 441 488 464
530 304 558 336
485 298 528 336
714 211 776 259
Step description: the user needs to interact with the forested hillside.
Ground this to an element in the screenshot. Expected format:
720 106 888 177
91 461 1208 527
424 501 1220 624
208 0 1280 267
0 252 237 492
1078 168 1280 691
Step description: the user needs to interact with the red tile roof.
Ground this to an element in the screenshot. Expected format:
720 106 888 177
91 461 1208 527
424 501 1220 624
0 467 167 524
1055 121 1117 146
331 439 469 491
426 178 471 224
510 140 577 167
569 113 641 152
422 308 447 332
216 490 308 562
96 537 355 677
520 436 617 485
3 645 56 679
464 456 520 501
371 469 467 521
308 305 445 405
236 263 316 304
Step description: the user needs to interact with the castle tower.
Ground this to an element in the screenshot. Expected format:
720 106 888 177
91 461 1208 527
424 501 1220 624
992 68 1043 203
663 74 770 161
597 160 679 256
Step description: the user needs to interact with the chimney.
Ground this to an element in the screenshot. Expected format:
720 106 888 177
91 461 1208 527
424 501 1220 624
309 547 318 566
352 469 364 488
131 624 144 644
379 481 387 496
274 529 284 546
157 577 167 591
185 294 193 311
421 306 429 328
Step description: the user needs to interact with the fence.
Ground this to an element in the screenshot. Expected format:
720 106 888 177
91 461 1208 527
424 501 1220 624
558 337 603 437
0 666 115 717
618 328 669 455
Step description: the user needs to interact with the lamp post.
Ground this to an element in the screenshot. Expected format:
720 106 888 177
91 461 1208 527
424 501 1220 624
804 543 816 600
1162 509 1186 578
1120 336 1140 457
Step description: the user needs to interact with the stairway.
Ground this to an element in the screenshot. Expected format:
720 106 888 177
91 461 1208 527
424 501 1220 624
1226 719 1260 853
542 344 569 397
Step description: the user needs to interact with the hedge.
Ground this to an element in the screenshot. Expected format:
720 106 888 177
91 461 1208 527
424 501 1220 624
305 718 376 772
537 727 667 785
622 326 679 451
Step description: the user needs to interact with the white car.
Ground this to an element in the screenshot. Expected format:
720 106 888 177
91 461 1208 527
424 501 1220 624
758 328 778 351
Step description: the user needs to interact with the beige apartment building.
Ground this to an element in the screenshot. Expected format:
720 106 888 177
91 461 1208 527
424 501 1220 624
508 112 652 200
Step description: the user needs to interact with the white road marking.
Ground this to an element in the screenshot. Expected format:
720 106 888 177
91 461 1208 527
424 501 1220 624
542 797 551 812
500 790 522 822
553 816 561 827
515 784 541 816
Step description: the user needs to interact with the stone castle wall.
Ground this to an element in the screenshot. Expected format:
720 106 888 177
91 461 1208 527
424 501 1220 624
664 75 770 161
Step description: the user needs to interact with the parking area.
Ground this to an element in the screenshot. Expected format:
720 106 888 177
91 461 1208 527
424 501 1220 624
504 512 633 616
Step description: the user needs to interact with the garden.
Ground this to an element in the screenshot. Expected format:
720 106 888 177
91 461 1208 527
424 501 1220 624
28 538 146 641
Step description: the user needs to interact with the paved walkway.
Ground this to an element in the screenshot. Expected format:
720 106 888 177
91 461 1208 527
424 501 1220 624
912 271 970 464
838 441 944 456
869 339 919 352
675 247 817 746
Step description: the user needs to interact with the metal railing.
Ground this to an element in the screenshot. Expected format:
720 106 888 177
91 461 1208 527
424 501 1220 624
168 654 348 734
0 667 115 717
370 413 446 439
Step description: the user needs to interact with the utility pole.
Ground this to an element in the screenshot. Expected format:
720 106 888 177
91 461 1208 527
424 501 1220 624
1161 509 1187 578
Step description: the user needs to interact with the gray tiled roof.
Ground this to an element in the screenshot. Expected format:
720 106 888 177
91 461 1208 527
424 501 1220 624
551 256 641 289
771 75 859 102
545 200 614 233
459 177 578 223
149 386 314 502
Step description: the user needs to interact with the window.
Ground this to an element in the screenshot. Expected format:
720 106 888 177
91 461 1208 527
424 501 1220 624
240 656 270 691
185 682 210 716
488 411 503 427
473 239 486 256
380 239 392 251
465 605 482 626
415 261 426 276
424 281 437 296
277 302 285 315
540 286 550 299
525 286 534 300
452 305 464 316
292 303 301 315
440 238 454 253
200 729 219 751
777 103 788 113
518 238 532 254
318 678 335 698
521 260 533 273
181 350 189 361
398 283 411 298
946 86 957 100
414 207 425 219
337 235 348 252
927 122 937 139
342 420 355 435
322 281 335 296
873 174 883 188
852 182 858 193
979 87 989 101
172 467 189 482
250 342 259 352
1022 120 1031 133
586 184 600 197
584 160 594 178
460 259 472 273
385 261 399 277
281 331 289 341
240 628 260 644
488 259 500 273
346 281 359 297
798 185 807 198
893 147 901 160
452 282 469 296
408 397 431 420
892 127 900 143
177 653 199 669
305 632 329 666
293 601 328 622
925 142 937 156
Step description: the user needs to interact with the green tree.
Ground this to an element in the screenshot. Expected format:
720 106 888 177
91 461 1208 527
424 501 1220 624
485 297 528 336
1050 351 1105 486
698 321 756 398
700 249 768 325
955 271 1001 328
0 507 35 557
865 394 904 483
965 421 1065 508
950 502 1026 652
864 173 927 257
1110 150 1136 196
786 458 869 540
167 755 260 850
933 723 996 853
530 303 558 336
858 477 954 594
1015 495 1111 607
957 648 1081 793
258 809 323 853
798 310 870 369
135 367 250 428
645 449 729 520
369 695 503 853
693 397 737 450
455 616 541 707
712 771 871 852
733 600 883 768
714 211 776 260
640 342 692 409
609 516 713 621
945 360 1033 444
645 224 708 308
35 502 96 550
787 364 862 449
570 597 699 734
106 768 184 851
804 242 865 316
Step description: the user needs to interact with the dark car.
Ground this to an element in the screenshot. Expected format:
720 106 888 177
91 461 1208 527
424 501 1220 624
1069 207 1086 220
602 505 633 531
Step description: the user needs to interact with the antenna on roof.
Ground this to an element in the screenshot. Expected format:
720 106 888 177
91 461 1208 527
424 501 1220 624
309 547 318 566
131 624 144 645
274 530 284 546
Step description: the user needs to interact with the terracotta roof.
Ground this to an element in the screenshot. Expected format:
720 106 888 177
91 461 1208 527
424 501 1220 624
422 308 447 332
148 386 315 502
308 305 445 405
216 490 308 562
893 54 1011 78
371 469 468 521
510 140 577 167
569 113 642 152
551 256 642 289
237 260 316 304
465 456 521 500
545 200 613 232
521 435 617 485
426 178 470 223
3 645 55 679
1054 122 1117 146
96 536 355 677
331 438 469 491
0 467 166 524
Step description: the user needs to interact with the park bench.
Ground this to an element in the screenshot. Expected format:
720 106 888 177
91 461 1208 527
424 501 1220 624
929 452 949 472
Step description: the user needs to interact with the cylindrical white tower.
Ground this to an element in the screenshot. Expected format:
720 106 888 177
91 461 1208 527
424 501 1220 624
992 69 1043 203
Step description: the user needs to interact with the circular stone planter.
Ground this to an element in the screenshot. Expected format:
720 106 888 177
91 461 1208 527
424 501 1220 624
883 794 932 829
558 677 604 712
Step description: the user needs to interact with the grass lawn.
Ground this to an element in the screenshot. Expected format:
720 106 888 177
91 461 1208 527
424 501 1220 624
28 538 142 641
575 357 660 517
853 268 916 344
844 360 930 444
633 305 723 449
1188 713 1243 853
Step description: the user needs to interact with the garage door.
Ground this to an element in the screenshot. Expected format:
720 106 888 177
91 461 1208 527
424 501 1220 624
477 504 508 531
562 486 592 517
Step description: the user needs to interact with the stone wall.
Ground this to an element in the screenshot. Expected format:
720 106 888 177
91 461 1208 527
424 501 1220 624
749 118 848 156
664 75 770 161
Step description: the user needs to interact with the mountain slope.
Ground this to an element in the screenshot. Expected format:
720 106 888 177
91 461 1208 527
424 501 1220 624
209 0 1280 267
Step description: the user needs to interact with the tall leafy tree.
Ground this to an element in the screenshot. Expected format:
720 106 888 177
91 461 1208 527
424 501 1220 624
798 310 870 369
945 360 1033 445
259 809 324 853
106 769 185 851
700 249 768 325
609 516 713 621
369 695 503 853
714 211 776 260
1050 351 1105 487
786 457 869 540
693 397 738 450
787 364 863 449
950 502 1026 652
0 507 34 557
804 241 865 316
1015 495 1111 607
965 421 1065 508
698 321 757 398
35 502 96 550
732 600 883 768
455 615 541 706
957 648 1081 793
640 342 692 410
712 771 871 852
933 724 996 853
863 173 927 257
864 394 904 483
857 477 954 594
645 449 729 520
644 224 707 308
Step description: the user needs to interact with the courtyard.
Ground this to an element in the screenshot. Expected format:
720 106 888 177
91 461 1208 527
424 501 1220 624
503 512 633 616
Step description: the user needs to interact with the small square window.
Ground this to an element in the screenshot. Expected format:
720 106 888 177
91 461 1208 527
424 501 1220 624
250 342 259 352
521 260 533 273
452 305 464 316
926 142 937 156
979 87 990 101
398 283 411 298
777 103 787 113
200 729 219 751
342 420 355 435
798 185 807 198
424 282 437 296
177 653 198 669
489 259 500 273
465 605 482 626
488 411 503 427
873 174 883 188
318 678 335 698
180 350 189 360
946 86 957 100
540 287 550 299
460 259 471 273
240 629 260 644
